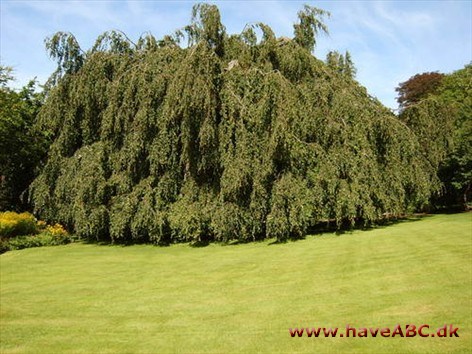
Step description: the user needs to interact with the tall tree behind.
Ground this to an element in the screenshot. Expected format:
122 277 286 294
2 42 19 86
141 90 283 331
396 72 445 111
0 66 48 211
436 65 472 208
397 65 471 209
326 50 356 79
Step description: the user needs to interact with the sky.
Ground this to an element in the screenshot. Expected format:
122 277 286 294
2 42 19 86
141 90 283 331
1 0 471 110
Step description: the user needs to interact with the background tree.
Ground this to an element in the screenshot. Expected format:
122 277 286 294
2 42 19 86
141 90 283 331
396 72 445 111
0 66 48 211
343 51 356 79
326 50 356 79
397 65 471 209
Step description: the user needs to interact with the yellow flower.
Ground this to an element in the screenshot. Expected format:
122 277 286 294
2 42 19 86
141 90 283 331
46 223 68 237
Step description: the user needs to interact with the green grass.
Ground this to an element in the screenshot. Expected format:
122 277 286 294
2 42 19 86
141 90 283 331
1 213 471 353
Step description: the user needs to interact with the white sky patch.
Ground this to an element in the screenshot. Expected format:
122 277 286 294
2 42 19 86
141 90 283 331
373 1 435 31
1 0 471 109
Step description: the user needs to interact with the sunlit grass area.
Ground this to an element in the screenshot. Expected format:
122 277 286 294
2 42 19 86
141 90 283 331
1 213 471 353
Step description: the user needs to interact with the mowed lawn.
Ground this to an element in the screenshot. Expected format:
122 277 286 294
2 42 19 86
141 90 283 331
1 213 471 353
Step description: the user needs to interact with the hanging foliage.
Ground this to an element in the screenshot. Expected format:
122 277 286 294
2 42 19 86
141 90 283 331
31 4 437 243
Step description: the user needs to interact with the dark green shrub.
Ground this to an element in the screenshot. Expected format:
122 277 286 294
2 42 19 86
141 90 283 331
7 234 52 250
1 231 72 253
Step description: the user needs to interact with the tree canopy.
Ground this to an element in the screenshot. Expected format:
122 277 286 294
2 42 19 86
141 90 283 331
0 67 47 211
325 50 356 79
398 65 471 208
396 72 445 111
30 4 439 243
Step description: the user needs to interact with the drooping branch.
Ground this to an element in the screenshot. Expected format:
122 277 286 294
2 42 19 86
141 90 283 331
45 32 85 87
293 5 330 52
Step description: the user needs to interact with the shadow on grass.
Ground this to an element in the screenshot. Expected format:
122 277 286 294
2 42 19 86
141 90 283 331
223 238 271 247
267 213 434 245
316 214 433 236
77 213 448 248
339 214 432 235
430 205 470 214
80 237 172 248
189 240 210 248
81 236 214 249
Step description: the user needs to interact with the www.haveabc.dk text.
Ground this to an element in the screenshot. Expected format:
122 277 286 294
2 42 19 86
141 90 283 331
289 324 459 338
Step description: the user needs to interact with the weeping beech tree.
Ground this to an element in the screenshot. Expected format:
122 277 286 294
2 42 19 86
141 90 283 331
31 4 438 243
